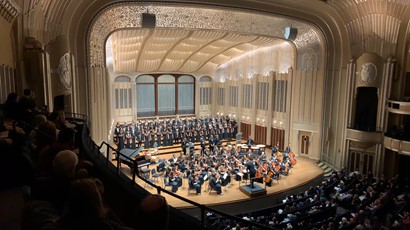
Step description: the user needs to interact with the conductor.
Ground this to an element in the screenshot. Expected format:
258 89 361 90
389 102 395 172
246 158 257 188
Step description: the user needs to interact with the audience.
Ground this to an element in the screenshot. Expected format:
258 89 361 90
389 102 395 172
134 194 170 230
1 94 410 230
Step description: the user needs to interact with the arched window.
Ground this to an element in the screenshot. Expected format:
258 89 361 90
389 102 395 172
114 75 131 82
135 74 195 117
178 75 194 114
136 75 155 117
199 76 212 82
157 75 176 116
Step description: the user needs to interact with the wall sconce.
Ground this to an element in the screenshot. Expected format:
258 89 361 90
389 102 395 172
262 119 265 122
242 116 245 119
279 121 283 125
256 118 260 121
233 114 236 118
274 120 277 124
217 112 220 115
221 113 224 116
247 116 250 120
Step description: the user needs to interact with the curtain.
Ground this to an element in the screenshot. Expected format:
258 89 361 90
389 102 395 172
137 84 155 117
178 84 194 114
158 84 175 116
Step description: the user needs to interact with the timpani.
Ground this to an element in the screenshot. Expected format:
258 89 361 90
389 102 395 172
256 144 266 151
251 146 260 153
241 144 249 151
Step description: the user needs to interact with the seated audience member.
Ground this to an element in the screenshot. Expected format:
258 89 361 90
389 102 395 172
48 110 66 131
29 114 48 148
21 200 60 230
32 150 80 211
3 92 18 120
33 121 58 156
36 127 78 176
134 194 169 230
62 178 132 230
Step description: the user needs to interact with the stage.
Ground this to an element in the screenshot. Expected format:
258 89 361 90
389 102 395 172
118 146 324 214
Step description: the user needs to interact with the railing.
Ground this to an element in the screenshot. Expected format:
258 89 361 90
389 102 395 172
76 114 272 229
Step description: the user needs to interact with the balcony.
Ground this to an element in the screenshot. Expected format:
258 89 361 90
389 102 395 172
384 136 410 156
346 128 383 143
387 99 410 115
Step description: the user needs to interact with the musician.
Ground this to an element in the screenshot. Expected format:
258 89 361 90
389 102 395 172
162 128 168 147
167 128 173 146
189 175 202 195
209 135 215 153
114 122 120 142
156 126 162 147
210 173 222 195
130 127 136 149
181 138 188 155
125 130 131 148
117 128 124 150
168 172 180 193
246 158 257 188
200 137 206 155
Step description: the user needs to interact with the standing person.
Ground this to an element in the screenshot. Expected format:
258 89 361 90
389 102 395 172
117 128 124 151
246 159 257 188
247 136 254 149
17 89 38 125
143 130 150 149
125 130 131 148
167 128 173 146
200 137 206 156
156 126 162 147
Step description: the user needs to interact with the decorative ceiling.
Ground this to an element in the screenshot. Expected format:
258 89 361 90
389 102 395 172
90 3 323 73
107 28 286 74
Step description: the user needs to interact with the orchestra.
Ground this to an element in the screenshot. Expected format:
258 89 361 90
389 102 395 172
114 116 297 196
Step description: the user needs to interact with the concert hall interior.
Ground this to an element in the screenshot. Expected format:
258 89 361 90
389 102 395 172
1 0 410 230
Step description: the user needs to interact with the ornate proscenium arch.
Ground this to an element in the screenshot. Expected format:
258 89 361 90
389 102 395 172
87 2 324 70
85 2 325 143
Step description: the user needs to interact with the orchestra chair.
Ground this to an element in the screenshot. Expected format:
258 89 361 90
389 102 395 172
208 182 219 195
163 176 172 191
151 168 161 183
144 172 155 189
187 181 197 196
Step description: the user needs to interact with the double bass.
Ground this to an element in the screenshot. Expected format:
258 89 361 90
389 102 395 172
289 151 297 166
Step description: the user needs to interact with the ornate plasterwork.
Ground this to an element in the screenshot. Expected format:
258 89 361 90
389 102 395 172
0 0 21 23
88 2 323 70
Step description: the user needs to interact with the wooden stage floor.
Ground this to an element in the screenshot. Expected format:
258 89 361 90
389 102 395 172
119 147 324 210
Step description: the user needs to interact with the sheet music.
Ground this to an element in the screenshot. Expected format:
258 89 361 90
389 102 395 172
223 173 228 180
